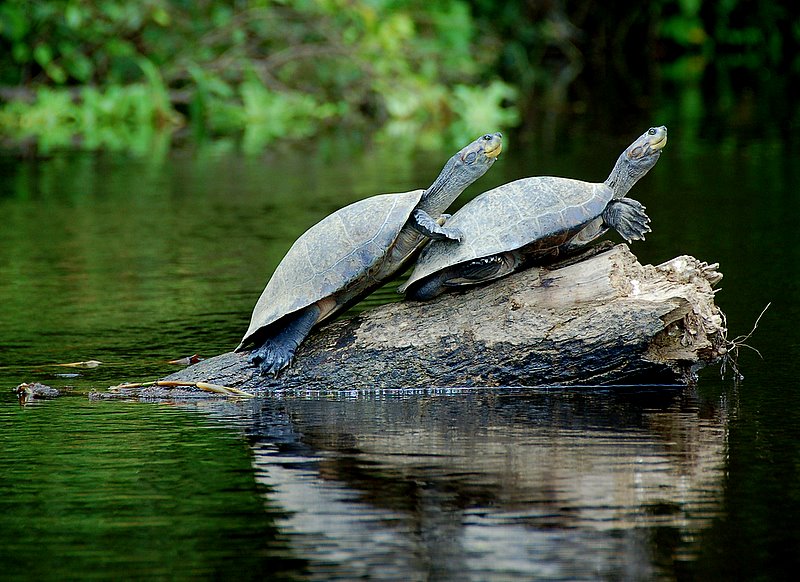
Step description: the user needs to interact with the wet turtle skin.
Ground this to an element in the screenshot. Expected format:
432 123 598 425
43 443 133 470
237 132 504 375
400 126 666 299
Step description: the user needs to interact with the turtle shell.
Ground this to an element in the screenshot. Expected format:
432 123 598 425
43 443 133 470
238 189 424 349
399 177 612 291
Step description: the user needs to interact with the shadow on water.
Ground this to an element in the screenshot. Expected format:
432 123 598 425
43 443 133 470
184 386 731 580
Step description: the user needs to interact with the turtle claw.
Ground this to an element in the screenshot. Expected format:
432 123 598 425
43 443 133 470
435 214 464 241
442 226 464 242
248 341 295 376
412 209 463 241
604 198 651 243
263 359 289 377
246 306 318 376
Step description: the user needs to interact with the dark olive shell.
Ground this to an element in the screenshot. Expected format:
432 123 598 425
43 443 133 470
400 177 612 291
239 189 424 349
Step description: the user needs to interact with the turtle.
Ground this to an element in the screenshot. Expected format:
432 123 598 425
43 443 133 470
399 126 667 300
236 132 504 375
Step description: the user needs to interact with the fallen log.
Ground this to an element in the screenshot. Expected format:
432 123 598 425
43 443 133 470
123 244 726 396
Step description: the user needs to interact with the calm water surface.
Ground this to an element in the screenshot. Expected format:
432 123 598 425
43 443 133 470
1 121 798 580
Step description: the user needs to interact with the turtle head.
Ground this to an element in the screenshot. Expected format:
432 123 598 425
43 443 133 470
422 132 503 211
457 131 503 168
626 126 667 166
606 126 667 197
447 132 503 183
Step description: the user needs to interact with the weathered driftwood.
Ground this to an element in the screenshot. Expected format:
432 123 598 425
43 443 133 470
140 244 726 395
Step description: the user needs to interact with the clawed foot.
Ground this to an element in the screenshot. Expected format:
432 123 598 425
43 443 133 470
604 198 652 243
436 214 464 241
621 200 652 242
622 217 652 243
413 209 464 242
440 225 464 242
248 341 296 376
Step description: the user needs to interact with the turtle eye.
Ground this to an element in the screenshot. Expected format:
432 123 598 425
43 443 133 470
463 151 478 164
648 128 657 135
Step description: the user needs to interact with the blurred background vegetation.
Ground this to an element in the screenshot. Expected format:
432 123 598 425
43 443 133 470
0 0 797 154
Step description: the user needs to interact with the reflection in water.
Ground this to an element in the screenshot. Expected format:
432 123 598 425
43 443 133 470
0 397 305 580
236 388 728 580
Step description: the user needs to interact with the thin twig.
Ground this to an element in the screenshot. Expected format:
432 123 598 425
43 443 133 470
730 302 771 348
109 380 255 398
720 302 771 382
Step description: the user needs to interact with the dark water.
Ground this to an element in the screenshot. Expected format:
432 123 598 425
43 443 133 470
1 114 798 579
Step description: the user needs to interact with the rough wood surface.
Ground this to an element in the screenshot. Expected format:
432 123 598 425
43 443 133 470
123 244 726 396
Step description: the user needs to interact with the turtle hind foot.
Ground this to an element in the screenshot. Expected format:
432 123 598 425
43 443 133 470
603 198 652 243
246 305 321 376
546 240 615 270
248 341 295 376
403 272 450 301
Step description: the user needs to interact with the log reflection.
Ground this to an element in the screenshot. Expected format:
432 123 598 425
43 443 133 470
242 388 726 580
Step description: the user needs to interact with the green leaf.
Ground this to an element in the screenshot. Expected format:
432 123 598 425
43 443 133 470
0 4 30 41
66 53 94 82
12 43 30 63
65 3 83 28
33 43 53 66
152 7 171 26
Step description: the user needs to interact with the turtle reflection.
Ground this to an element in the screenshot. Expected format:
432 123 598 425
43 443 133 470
245 387 726 580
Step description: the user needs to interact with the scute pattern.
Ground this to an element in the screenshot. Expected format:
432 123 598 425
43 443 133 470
400 177 612 290
239 189 424 348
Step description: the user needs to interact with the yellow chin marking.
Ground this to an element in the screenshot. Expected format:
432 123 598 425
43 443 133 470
651 134 668 151
485 143 503 159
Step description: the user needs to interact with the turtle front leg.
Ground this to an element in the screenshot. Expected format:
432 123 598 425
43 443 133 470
602 198 652 243
249 304 321 376
411 209 463 242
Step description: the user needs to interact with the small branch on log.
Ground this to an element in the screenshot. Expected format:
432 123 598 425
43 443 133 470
95 245 727 398
109 380 255 398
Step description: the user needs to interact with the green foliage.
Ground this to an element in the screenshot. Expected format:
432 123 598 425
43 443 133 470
376 79 518 149
0 0 519 152
0 0 172 85
658 0 706 47
0 60 178 155
237 76 344 154
0 0 796 153
450 81 520 136
657 0 794 68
